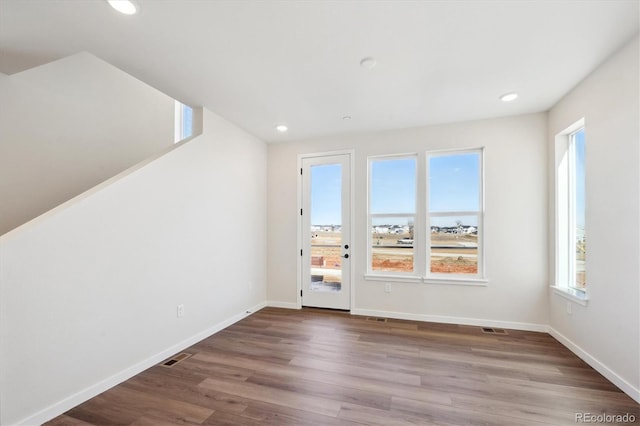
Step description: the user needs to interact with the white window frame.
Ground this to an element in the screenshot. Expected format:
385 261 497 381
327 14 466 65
425 148 485 283
552 119 588 305
365 148 487 286
367 154 421 279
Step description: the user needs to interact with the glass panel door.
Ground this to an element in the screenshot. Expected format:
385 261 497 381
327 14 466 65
301 154 350 309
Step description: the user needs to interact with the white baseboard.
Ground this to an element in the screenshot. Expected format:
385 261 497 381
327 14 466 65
267 300 300 309
18 301 267 426
548 326 640 404
350 308 548 332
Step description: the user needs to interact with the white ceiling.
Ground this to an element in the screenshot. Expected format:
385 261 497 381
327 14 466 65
1 0 638 142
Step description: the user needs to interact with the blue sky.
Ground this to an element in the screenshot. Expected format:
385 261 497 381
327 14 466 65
310 164 342 225
310 153 481 226
574 128 586 229
309 143 584 229
429 153 479 212
370 158 416 214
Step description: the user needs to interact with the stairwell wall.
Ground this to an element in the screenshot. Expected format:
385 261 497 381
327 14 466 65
0 52 175 235
0 107 267 425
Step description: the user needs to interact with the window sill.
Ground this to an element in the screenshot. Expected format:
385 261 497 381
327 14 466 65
423 277 488 286
364 274 422 283
550 285 589 306
364 274 488 286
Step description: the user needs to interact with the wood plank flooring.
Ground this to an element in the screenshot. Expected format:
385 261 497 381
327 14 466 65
46 307 639 425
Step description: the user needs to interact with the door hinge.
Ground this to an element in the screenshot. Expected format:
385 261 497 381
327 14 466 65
300 208 303 215
300 168 303 175
300 290 303 297
300 249 303 256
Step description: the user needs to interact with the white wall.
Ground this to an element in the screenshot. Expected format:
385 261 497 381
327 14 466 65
0 108 267 425
547 35 639 400
268 112 548 329
0 52 175 235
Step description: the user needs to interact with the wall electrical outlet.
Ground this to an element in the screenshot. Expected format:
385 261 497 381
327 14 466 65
384 283 391 293
177 304 185 318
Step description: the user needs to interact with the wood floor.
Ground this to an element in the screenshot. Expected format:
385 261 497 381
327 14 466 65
47 307 639 425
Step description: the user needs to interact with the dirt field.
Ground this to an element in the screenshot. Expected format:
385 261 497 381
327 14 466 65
310 231 478 274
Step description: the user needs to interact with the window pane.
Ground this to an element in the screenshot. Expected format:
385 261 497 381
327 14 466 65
370 157 416 214
429 153 480 212
573 129 586 289
371 216 414 273
430 215 478 274
310 164 342 292
181 105 193 139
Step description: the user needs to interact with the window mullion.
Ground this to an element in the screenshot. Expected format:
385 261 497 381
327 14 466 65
415 151 427 277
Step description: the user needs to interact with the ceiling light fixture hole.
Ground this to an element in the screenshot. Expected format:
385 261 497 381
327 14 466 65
107 0 139 15
360 57 377 69
500 92 518 102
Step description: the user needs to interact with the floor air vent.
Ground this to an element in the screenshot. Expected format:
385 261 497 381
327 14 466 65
160 352 192 368
481 327 507 335
366 317 388 323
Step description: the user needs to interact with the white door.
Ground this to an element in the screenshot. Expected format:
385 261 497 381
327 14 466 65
301 154 351 310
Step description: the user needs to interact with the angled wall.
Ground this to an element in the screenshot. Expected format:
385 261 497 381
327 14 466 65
0 52 175 235
0 108 267 425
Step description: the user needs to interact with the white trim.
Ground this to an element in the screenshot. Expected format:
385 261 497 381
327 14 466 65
348 149 356 313
174 101 194 143
368 152 418 161
364 274 422 283
554 118 586 291
550 285 589 306
174 100 182 143
548 327 640 403
351 308 547 332
18 301 267 426
423 277 488 286
427 148 485 280
364 274 488 286
367 154 419 276
370 212 416 218
298 150 355 311
267 301 300 309
296 155 303 309
426 146 486 157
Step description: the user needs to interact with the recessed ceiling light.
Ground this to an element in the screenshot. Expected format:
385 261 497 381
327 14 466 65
342 116 352 121
107 0 138 15
360 57 377 69
500 92 518 102
276 124 288 133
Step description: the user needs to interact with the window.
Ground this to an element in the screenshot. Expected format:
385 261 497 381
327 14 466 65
174 101 193 142
428 150 483 278
369 156 417 274
555 120 586 298
367 149 484 283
